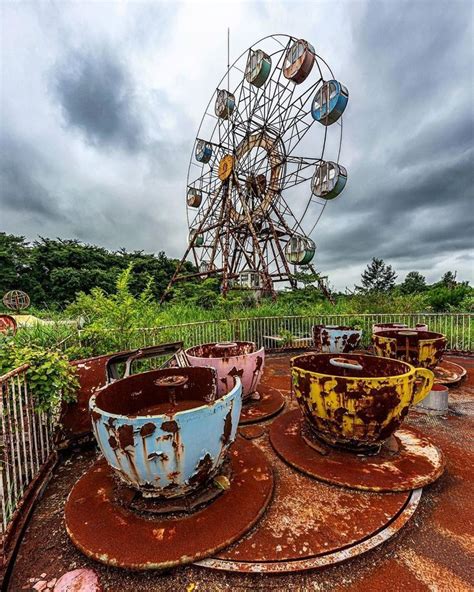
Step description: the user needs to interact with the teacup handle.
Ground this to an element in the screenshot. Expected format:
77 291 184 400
413 367 434 405
329 357 363 371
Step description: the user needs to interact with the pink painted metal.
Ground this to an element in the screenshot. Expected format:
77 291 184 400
53 568 102 591
185 341 265 401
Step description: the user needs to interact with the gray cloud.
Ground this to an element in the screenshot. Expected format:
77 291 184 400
0 0 472 290
312 0 474 285
51 45 144 151
0 133 63 221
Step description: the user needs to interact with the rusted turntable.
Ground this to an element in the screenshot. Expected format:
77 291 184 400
270 353 445 492
65 353 446 574
65 367 274 569
197 427 422 573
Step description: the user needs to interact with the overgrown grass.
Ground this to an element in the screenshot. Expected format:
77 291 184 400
2 266 472 360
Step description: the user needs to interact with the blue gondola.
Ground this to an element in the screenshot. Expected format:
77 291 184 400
311 80 349 126
195 139 212 163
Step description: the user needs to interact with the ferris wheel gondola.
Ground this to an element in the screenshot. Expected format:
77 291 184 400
312 161 348 200
195 139 213 163
163 34 349 301
312 80 349 125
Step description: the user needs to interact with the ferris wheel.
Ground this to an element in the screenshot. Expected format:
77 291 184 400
164 34 348 299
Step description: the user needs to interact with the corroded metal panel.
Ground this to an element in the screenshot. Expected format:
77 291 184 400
373 329 447 369
291 352 433 452
186 341 265 401
312 325 362 353
90 367 242 498
60 353 113 442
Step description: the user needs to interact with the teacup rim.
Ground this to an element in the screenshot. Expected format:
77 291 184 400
185 341 264 360
290 352 416 380
90 375 242 420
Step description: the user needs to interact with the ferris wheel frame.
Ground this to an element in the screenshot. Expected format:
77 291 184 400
163 33 346 301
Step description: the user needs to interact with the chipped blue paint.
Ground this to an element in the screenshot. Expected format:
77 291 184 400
90 369 242 498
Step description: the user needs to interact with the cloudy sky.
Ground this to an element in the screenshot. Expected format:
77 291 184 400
1 0 473 290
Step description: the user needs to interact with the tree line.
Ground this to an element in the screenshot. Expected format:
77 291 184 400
0 233 194 309
0 234 471 312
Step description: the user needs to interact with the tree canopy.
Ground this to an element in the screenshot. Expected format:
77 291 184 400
399 271 427 294
0 233 194 308
356 257 397 293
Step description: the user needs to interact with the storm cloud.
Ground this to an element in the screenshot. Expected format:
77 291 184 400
0 0 472 290
52 45 144 151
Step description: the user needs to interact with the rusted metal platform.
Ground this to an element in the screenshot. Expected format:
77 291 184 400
197 434 421 573
434 359 468 385
8 354 474 591
64 438 273 570
270 409 445 492
239 384 286 424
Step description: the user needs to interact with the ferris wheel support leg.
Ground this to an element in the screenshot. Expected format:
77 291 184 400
221 180 233 297
159 246 195 304
232 174 276 299
266 216 298 290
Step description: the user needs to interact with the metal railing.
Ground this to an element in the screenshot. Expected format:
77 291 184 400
0 364 54 551
79 313 473 354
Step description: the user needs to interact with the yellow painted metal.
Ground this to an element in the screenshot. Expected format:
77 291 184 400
291 354 434 450
218 155 234 181
372 332 447 370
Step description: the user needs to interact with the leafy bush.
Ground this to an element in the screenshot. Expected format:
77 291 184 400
0 338 78 413
426 284 473 312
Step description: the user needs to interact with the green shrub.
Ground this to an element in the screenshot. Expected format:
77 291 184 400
427 285 473 312
0 338 78 413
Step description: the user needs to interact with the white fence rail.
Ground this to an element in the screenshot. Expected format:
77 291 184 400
79 313 473 354
0 364 54 553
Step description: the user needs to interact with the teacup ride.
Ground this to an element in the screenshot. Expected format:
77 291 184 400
270 353 445 492
312 325 362 353
372 327 464 384
373 329 447 370
185 341 285 424
65 366 274 570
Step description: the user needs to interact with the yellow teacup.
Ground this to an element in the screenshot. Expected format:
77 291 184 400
291 353 433 453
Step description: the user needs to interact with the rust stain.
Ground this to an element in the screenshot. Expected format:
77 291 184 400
140 423 156 438
161 420 179 433
117 424 134 449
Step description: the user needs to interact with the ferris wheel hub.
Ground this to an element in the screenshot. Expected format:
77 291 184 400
218 154 234 181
